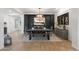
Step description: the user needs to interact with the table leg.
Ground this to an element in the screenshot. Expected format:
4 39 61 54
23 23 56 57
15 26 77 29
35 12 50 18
47 32 50 40
29 32 32 40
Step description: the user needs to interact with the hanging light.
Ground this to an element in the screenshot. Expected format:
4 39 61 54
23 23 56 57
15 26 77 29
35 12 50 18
34 8 45 21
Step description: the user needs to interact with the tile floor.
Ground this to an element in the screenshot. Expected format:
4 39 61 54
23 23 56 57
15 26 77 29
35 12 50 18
1 31 76 51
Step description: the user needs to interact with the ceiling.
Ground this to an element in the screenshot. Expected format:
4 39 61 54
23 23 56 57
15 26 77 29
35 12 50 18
0 8 70 15
17 8 57 14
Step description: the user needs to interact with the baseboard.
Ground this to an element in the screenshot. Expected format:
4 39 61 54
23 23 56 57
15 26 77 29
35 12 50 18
72 44 79 51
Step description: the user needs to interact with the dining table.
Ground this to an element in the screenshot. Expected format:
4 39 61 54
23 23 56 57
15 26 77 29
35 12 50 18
26 29 52 40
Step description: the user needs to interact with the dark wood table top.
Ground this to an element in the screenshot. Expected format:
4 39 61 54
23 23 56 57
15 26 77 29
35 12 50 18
26 29 52 32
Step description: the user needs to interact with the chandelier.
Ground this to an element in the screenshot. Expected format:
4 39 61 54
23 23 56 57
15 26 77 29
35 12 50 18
34 8 45 21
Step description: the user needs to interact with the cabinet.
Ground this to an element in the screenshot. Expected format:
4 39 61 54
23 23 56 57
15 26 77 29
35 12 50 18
54 28 68 40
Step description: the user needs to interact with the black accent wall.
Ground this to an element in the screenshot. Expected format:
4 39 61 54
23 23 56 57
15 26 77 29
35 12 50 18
24 14 54 33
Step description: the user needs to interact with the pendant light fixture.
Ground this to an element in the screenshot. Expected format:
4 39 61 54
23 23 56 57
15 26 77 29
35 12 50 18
34 8 45 22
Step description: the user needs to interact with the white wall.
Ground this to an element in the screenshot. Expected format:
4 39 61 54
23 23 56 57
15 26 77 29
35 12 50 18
69 9 78 49
77 9 79 49
3 12 23 34
0 16 4 49
8 16 16 33
4 16 16 34
71 9 79 50
20 15 24 34
0 9 9 49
